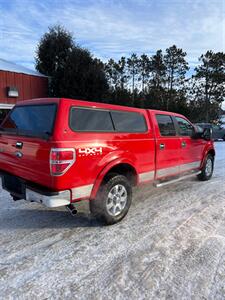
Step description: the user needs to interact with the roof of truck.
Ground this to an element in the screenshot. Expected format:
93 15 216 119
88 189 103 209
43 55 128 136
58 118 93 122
17 98 147 113
16 97 186 118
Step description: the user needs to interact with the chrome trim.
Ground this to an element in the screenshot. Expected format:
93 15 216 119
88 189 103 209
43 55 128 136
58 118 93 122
157 165 179 177
157 160 201 178
139 171 155 182
26 189 71 207
50 148 76 176
180 161 201 172
72 184 94 199
155 171 201 187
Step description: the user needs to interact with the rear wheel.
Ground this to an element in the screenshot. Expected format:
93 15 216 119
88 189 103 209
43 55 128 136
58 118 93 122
90 174 132 225
197 154 214 181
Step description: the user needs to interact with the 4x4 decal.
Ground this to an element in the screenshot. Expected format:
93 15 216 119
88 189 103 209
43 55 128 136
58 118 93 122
78 147 103 157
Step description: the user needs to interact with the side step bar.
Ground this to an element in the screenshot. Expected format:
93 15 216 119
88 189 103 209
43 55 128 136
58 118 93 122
154 171 201 188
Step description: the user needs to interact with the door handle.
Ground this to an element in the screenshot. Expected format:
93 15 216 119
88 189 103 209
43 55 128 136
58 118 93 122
16 142 23 149
181 141 186 148
159 143 165 150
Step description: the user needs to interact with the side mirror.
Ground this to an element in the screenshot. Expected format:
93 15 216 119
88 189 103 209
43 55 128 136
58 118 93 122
192 126 212 141
202 127 212 141
192 126 203 139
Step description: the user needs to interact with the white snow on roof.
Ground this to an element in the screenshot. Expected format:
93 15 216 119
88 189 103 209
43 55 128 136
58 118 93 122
0 103 14 109
0 58 47 77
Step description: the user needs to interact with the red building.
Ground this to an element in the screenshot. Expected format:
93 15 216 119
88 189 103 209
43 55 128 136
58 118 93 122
0 58 48 121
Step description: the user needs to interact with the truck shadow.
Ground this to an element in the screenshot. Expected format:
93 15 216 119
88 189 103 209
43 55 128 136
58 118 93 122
0 208 103 229
0 177 206 231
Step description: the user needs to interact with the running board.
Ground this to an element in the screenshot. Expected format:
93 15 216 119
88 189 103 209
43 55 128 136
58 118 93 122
154 171 201 188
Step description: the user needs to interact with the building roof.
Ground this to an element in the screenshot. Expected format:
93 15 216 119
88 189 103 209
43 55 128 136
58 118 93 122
0 58 47 77
0 103 14 109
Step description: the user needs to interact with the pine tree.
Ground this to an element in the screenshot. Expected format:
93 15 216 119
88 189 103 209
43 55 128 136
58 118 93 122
127 53 139 104
164 45 189 110
193 51 225 122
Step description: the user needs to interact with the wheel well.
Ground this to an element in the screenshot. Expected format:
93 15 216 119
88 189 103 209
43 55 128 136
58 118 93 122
104 163 138 186
208 149 215 158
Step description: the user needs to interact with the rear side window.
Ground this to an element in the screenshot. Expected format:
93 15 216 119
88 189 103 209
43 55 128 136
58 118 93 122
111 111 147 132
156 114 176 136
70 107 114 131
175 116 193 136
0 104 57 138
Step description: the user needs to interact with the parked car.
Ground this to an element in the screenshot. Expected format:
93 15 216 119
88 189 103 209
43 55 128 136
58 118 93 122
0 98 215 224
195 123 225 141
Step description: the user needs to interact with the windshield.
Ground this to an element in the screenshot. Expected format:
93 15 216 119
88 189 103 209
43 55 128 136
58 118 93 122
0 104 57 138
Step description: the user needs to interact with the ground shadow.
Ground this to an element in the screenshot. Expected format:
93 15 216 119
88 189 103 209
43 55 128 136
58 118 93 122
0 208 103 230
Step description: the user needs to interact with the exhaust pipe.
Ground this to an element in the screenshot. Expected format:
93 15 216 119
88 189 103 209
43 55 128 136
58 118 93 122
66 204 77 216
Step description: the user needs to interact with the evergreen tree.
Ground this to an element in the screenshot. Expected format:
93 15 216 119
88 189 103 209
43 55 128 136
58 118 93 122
138 54 151 93
35 25 74 96
164 45 189 110
127 53 139 104
192 51 225 122
116 57 128 90
59 47 108 101
36 25 108 100
104 58 118 89
145 50 166 109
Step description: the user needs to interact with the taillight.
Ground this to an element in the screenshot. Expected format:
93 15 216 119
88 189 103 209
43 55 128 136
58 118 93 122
50 148 76 176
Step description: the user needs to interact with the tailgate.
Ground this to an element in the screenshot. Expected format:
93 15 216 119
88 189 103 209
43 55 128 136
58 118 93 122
0 103 57 188
0 135 53 187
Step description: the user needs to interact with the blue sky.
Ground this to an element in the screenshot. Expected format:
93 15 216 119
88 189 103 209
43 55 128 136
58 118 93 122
0 0 224 70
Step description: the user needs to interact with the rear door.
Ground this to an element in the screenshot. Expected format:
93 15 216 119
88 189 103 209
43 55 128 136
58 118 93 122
153 113 181 179
174 116 205 172
0 103 57 188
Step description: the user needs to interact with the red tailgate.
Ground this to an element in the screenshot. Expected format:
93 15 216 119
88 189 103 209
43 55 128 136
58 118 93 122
0 135 53 187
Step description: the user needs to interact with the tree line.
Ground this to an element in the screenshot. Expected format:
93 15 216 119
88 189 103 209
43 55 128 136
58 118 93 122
36 25 225 123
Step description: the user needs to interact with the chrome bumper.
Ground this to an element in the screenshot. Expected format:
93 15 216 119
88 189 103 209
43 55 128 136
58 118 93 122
26 189 71 208
0 176 71 208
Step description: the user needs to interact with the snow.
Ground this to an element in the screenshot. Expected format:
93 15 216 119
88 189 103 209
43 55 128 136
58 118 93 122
0 58 46 77
0 142 225 299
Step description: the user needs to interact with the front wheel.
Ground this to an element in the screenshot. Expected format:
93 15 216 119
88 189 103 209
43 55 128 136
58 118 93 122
90 174 132 225
197 154 214 181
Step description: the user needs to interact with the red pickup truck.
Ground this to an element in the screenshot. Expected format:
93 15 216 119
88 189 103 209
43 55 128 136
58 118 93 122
0 98 215 224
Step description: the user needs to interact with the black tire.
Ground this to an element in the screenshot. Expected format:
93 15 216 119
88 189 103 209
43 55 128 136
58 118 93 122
197 154 214 181
90 173 132 225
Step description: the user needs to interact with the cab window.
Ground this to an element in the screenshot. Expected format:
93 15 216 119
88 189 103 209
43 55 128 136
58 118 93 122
175 116 193 137
156 114 176 136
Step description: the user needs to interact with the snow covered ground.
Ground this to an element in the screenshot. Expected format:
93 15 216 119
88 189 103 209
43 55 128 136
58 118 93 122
0 142 225 299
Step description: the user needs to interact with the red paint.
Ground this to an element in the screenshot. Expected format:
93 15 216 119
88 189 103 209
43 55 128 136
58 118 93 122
0 71 48 104
0 98 215 203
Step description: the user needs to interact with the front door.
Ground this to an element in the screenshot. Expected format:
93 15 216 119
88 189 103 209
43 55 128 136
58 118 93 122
154 113 182 179
174 116 205 173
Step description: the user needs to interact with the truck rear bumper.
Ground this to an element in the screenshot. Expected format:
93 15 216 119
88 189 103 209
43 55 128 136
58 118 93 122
0 174 71 208
26 189 71 207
